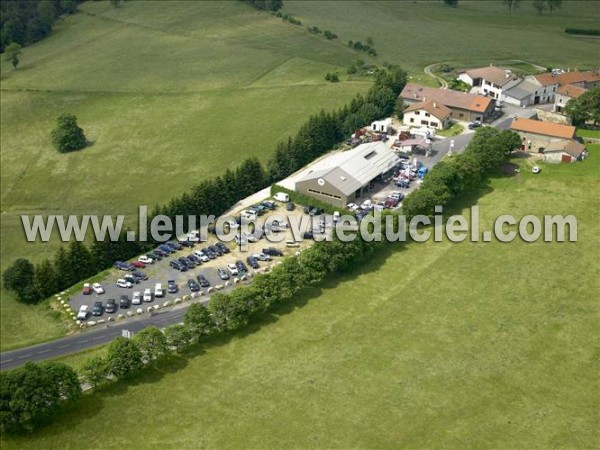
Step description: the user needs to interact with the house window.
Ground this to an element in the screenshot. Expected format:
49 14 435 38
430 122 438 128
421 120 428 125
414 111 420 115
425 112 430 117
409 118 414 123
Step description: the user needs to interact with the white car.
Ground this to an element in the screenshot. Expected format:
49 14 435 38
76 305 89 320
532 166 541 174
286 240 300 248
116 279 133 289
138 255 154 264
333 211 340 223
92 283 105 294
194 250 210 262
132 291 142 305
227 263 239 276
143 288 153 302
346 203 359 212
187 230 200 242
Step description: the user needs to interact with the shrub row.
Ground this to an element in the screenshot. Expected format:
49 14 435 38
565 28 600 36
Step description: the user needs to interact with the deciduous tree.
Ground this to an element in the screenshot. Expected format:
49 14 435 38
51 114 87 153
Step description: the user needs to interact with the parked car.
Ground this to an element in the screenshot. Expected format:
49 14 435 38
82 283 91 295
132 270 148 281
235 260 248 274
92 283 105 294
309 207 323 216
119 295 130 309
208 245 222 256
92 301 103 316
215 242 230 254
147 252 162 261
346 203 359 211
170 260 182 271
333 211 341 223
153 249 168 257
143 288 153 303
131 261 145 269
116 279 133 289
167 241 183 250
76 305 89 320
138 255 154 264
167 279 178 294
179 239 193 248
154 283 164 298
532 166 541 174
303 205 313 214
187 279 200 292
286 240 301 247
217 268 230 280
468 121 482 129
227 263 239 276
273 192 289 202
201 248 217 259
390 191 405 201
158 244 174 254
124 274 139 285
197 274 210 288
187 254 202 264
194 251 210 263
181 256 196 268
286 202 295 211
261 200 276 210
132 291 142 305
246 256 260 269
114 261 134 271
395 179 411 188
253 253 271 261
262 247 283 257
105 298 117 314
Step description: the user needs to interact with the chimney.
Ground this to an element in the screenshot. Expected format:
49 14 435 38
423 96 426 102
433 102 437 108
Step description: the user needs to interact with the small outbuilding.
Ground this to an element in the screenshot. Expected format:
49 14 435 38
542 139 587 163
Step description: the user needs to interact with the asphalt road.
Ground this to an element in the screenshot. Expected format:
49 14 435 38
0 299 206 371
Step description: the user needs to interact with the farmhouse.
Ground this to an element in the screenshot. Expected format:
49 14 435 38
403 99 451 130
400 83 494 122
295 142 399 207
554 84 587 114
535 70 600 90
457 66 521 101
509 117 576 152
542 139 587 163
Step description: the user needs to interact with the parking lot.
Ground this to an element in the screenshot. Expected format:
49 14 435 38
69 204 320 322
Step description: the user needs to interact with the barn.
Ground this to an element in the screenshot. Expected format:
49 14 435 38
295 142 399 207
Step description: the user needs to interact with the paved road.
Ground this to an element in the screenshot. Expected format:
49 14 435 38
0 299 207 371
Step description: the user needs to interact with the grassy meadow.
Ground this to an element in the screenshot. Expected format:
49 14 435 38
2 147 598 448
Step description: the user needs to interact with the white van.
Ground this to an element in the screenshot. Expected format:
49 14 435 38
273 192 290 203
154 283 164 298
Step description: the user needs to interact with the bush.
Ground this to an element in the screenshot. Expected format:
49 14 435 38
565 28 600 36
51 114 86 153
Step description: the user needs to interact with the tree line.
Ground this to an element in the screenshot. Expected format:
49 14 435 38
0 0 81 52
240 0 283 12
2 65 408 305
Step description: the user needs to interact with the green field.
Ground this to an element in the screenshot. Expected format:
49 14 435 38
0 0 598 357
3 147 598 448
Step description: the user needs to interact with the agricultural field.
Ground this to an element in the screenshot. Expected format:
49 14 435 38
3 147 598 449
283 0 600 74
0 0 371 350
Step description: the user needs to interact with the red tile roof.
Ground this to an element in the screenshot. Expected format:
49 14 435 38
404 99 452 120
535 70 600 86
400 83 492 113
556 84 587 99
509 118 576 139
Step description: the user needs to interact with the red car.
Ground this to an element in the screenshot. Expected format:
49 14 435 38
131 261 145 268
82 283 91 295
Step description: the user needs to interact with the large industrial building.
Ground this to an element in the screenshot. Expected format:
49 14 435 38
295 142 400 207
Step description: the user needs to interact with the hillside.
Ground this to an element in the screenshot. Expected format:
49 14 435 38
2 150 598 448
